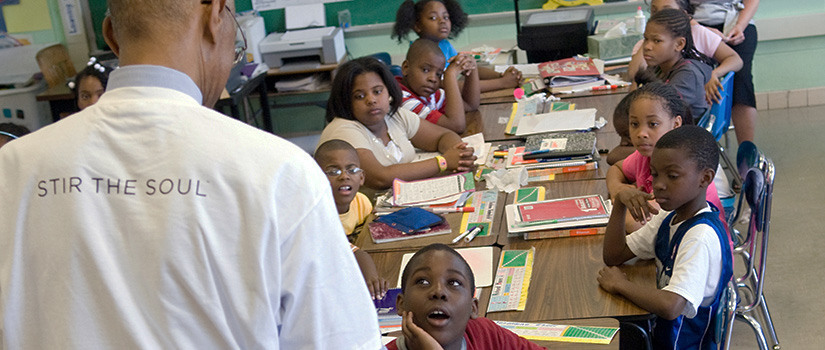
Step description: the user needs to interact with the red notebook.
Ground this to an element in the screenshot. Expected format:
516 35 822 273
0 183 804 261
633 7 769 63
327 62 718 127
538 57 600 77
516 195 608 225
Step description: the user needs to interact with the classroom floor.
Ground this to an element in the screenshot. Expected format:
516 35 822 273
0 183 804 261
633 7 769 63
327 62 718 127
270 103 825 348
725 104 825 350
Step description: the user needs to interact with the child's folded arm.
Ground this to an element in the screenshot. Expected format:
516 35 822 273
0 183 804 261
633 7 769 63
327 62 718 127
600 270 688 320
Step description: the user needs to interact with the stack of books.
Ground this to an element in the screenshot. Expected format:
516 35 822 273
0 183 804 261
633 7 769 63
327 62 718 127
503 131 598 180
538 56 605 94
505 195 611 240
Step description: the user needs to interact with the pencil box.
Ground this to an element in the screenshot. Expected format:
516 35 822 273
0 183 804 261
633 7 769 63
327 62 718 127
373 207 444 233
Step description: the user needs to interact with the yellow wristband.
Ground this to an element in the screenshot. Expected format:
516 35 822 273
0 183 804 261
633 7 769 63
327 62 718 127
435 156 448 172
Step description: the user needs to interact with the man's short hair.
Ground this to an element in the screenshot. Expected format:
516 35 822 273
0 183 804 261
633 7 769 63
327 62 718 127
107 0 194 40
655 125 719 171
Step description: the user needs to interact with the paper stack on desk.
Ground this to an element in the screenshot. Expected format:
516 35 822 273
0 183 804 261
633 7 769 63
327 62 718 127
274 73 328 92
505 194 610 234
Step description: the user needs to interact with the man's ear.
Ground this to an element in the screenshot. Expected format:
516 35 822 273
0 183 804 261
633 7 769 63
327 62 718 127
102 16 120 57
469 298 479 319
395 292 406 317
203 0 229 46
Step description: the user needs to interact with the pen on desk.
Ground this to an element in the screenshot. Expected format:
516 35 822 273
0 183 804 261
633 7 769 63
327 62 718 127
464 226 484 243
558 83 629 94
431 207 475 214
451 228 473 244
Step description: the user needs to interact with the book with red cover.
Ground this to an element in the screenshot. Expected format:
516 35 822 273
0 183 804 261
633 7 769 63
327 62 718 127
516 195 608 225
538 57 601 86
369 220 452 244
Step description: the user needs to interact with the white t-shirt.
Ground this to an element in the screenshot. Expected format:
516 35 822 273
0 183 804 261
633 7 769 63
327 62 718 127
626 206 722 318
0 69 380 349
633 23 723 58
318 108 421 167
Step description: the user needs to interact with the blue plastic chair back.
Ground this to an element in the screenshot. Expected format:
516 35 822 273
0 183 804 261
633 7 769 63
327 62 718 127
697 72 735 141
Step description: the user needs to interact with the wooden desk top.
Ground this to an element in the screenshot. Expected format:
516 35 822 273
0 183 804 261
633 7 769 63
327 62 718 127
36 84 73 102
497 179 609 246
354 192 506 253
476 93 626 143
491 236 655 321
370 247 500 317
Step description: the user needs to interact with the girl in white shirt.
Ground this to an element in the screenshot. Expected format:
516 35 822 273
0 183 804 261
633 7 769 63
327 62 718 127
318 56 476 190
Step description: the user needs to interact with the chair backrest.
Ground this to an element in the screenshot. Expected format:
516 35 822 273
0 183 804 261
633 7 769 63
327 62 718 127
714 280 738 349
697 72 734 141
36 44 77 88
732 141 775 311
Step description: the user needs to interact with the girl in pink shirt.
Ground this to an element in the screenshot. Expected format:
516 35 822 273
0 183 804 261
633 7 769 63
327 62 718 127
607 80 726 233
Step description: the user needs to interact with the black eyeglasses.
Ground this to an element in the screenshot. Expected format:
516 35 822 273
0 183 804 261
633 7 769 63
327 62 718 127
323 167 364 177
201 1 248 64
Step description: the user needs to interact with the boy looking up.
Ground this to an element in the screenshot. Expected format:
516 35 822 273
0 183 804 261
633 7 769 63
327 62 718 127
397 39 479 134
390 243 545 350
315 139 389 300
598 125 733 349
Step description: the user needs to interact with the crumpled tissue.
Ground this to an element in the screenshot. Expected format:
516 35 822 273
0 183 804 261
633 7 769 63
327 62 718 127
604 22 627 39
484 167 528 193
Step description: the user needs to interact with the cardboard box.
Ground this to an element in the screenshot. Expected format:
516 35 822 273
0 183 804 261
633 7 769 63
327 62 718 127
587 33 643 60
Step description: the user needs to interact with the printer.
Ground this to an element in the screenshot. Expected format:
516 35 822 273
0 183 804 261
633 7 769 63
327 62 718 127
259 27 346 68
517 8 594 63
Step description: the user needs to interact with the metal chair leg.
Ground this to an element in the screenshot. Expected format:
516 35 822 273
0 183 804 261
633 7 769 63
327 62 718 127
759 293 780 349
736 313 770 350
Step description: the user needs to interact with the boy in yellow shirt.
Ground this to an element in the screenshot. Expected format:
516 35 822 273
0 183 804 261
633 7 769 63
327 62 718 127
315 139 389 300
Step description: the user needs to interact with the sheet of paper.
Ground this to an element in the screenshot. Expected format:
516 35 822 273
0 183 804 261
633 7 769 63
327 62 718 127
487 248 535 312
514 108 597 136
459 190 499 235
284 4 327 31
495 64 540 77
392 172 472 206
396 246 494 288
252 0 345 11
492 321 619 344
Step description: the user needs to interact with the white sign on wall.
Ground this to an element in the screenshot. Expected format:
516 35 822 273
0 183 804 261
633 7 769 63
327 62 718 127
251 0 348 12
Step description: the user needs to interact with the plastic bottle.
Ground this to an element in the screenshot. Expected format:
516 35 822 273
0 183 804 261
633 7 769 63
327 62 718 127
635 6 646 34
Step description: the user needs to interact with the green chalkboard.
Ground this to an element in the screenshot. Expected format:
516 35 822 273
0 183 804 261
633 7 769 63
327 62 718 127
87 0 547 51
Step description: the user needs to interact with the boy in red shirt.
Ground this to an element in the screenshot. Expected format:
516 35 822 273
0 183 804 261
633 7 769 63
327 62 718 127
388 244 545 350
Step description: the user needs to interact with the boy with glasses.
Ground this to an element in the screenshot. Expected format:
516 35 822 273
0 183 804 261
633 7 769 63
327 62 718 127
315 139 389 301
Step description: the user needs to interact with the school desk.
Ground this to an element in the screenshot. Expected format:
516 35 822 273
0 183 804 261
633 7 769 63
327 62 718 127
369 247 500 317
354 191 507 253
497 179 609 246
214 72 273 133
36 84 76 121
473 93 626 145
489 236 655 322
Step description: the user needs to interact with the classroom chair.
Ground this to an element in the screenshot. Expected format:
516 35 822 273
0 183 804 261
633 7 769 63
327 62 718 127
728 141 780 350
368 52 402 77
715 280 738 350
697 72 740 220
36 44 77 88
